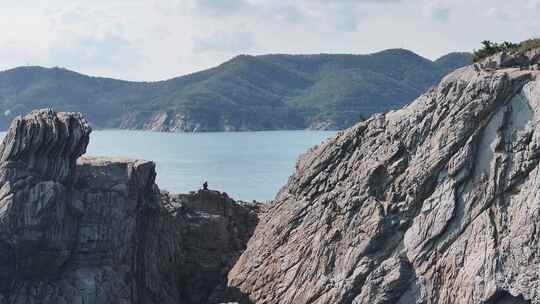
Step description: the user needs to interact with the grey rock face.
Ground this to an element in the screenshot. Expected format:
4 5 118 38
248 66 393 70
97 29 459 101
0 109 90 182
161 190 261 304
118 110 299 132
0 109 260 304
118 111 206 133
479 48 540 70
229 50 540 303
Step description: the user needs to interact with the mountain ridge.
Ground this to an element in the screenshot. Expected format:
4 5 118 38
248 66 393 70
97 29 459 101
0 49 472 131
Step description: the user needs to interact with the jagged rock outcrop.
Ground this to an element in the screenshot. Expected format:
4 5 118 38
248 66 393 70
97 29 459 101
228 49 540 303
479 47 540 70
161 191 261 303
0 109 260 304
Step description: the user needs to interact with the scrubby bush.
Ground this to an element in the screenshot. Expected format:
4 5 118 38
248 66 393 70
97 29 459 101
472 40 517 62
517 38 540 52
472 38 540 62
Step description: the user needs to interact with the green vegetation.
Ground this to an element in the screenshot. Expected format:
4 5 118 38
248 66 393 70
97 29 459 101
472 39 540 62
517 38 540 52
0 49 472 131
472 41 517 62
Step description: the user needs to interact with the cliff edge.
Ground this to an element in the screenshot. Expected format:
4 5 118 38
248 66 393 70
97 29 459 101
228 49 540 303
0 109 260 304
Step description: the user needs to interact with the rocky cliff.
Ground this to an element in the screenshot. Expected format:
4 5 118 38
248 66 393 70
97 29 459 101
0 48 537 304
228 50 540 303
0 109 260 304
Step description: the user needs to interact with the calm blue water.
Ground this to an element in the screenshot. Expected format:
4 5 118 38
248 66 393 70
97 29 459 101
65 130 334 201
0 130 335 200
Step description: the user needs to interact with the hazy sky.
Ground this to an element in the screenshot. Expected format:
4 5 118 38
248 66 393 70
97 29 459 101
1 0 538 81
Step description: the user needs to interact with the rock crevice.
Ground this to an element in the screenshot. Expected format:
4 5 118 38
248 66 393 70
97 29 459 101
228 49 540 304
0 109 260 304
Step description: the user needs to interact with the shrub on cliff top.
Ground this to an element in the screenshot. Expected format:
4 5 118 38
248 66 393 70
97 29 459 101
472 38 540 62
472 40 517 62
517 38 540 52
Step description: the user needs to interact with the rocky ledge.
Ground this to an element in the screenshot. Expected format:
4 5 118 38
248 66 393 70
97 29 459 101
0 109 261 304
228 49 540 303
1 48 539 304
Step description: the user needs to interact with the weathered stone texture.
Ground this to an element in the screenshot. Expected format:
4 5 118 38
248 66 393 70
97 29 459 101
228 50 540 304
0 109 260 304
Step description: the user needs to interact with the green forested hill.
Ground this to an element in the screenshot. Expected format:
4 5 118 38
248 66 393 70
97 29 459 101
0 49 472 131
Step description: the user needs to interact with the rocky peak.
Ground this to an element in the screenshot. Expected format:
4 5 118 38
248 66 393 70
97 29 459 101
0 108 91 183
228 60 540 303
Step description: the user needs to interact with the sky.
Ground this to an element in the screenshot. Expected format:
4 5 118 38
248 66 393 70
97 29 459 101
0 0 539 81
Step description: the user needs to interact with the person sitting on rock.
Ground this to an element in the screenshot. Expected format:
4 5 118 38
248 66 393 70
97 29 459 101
203 181 208 191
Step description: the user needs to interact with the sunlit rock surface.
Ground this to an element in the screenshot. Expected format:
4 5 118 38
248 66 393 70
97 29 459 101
228 50 540 304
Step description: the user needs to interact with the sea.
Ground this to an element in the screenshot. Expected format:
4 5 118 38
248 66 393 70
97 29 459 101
0 130 336 201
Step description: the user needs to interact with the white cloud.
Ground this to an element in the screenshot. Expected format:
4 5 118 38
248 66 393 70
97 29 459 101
193 31 256 53
484 7 514 21
193 0 251 16
423 0 452 21
42 3 143 76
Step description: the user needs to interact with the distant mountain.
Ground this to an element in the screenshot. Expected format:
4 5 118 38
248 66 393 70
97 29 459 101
434 52 473 70
0 49 472 131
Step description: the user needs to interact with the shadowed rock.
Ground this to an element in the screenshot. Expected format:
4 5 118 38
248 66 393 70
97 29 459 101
0 109 260 304
0 108 91 183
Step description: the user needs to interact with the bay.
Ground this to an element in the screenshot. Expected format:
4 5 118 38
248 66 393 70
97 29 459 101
2 130 335 201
